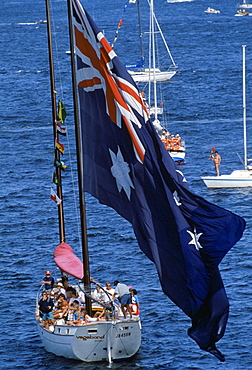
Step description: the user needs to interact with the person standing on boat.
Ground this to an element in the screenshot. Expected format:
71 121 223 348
38 291 55 329
213 151 221 176
113 280 132 319
103 281 115 303
41 270 54 291
129 288 140 316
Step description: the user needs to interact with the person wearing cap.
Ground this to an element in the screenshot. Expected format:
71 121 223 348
112 281 132 319
41 270 55 291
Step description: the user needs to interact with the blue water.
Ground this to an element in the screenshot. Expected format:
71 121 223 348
1 0 252 369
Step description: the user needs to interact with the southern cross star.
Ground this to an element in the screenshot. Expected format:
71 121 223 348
109 146 134 200
173 190 181 206
187 229 203 251
176 169 187 182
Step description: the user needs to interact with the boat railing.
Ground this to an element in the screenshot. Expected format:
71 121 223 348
35 284 46 319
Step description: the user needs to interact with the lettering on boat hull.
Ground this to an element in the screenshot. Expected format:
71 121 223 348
76 334 105 341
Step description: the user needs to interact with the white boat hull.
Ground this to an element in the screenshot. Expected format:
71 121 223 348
37 318 141 362
239 4 252 8
129 69 176 82
170 149 186 163
201 170 252 188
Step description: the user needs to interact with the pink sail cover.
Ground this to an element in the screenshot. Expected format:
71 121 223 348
54 242 83 279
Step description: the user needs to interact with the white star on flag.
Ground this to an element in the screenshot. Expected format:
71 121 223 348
176 169 187 182
109 146 135 200
173 190 181 206
187 229 203 251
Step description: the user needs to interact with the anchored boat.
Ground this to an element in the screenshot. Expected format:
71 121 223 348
36 0 141 363
202 45 252 188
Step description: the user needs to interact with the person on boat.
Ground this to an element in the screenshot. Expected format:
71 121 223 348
41 270 54 291
112 280 132 319
68 288 81 305
80 309 98 322
62 276 76 293
53 293 69 319
38 291 55 329
92 302 118 321
103 281 115 302
213 151 221 176
55 281 67 299
92 285 106 302
139 90 148 106
209 147 215 161
66 300 81 325
129 288 140 316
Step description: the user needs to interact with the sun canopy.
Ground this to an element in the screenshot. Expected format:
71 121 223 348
54 242 83 279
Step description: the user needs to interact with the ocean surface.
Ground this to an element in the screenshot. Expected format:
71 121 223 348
1 0 252 369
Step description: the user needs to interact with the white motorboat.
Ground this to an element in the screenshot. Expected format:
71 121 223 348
202 45 252 188
236 8 251 15
204 7 220 14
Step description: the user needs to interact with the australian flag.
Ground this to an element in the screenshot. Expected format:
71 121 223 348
70 0 246 361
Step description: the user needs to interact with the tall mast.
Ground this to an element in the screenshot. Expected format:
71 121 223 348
45 0 65 243
67 0 92 315
242 45 247 169
150 0 158 121
137 0 144 69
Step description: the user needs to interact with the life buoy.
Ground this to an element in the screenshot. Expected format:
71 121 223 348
130 303 140 316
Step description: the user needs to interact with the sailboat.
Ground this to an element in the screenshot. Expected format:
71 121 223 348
145 0 185 164
35 0 246 364
201 45 252 188
126 0 177 83
239 0 252 8
36 0 141 363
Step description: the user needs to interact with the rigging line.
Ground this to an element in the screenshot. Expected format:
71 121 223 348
111 0 135 48
112 323 131 356
83 323 114 361
146 0 177 67
49 0 82 252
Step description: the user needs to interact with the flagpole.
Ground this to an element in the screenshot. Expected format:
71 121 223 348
45 0 65 243
67 0 92 315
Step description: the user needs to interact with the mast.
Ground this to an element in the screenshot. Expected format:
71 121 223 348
137 0 144 70
67 0 92 315
45 0 65 243
150 0 158 121
242 45 247 169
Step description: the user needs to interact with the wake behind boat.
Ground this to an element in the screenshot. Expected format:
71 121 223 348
202 45 252 188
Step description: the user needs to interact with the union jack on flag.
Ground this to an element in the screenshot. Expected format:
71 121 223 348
72 0 149 162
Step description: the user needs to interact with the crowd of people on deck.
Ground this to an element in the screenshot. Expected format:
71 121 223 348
37 270 140 329
160 129 182 152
